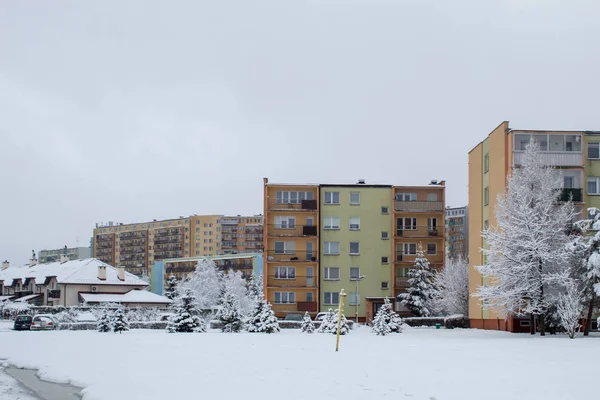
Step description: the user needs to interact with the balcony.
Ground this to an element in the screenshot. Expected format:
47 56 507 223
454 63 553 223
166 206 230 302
47 289 61 299
267 198 318 212
267 225 318 237
395 226 442 238
266 275 317 288
297 301 318 312
556 188 583 203
265 251 317 262
395 277 409 288
513 151 582 167
395 201 444 212
218 263 253 270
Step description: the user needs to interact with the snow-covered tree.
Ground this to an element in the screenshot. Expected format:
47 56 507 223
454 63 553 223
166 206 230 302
555 279 584 339
112 308 129 333
55 307 79 323
399 243 434 317
474 140 575 336
334 309 350 335
245 294 279 333
431 255 468 316
167 288 206 333
164 274 179 300
372 298 403 335
97 311 112 332
317 309 336 333
178 258 223 310
222 269 253 315
301 312 315 333
216 292 244 332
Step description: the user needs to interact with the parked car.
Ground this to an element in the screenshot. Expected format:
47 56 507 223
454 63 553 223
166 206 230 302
314 312 347 321
13 315 32 331
30 315 58 331
283 313 304 321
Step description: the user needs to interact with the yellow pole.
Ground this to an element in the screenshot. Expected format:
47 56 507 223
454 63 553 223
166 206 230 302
335 289 346 352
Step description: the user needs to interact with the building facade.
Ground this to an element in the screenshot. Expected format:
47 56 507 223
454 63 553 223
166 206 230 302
445 206 468 261
468 121 587 331
93 214 263 276
263 178 446 321
39 246 91 264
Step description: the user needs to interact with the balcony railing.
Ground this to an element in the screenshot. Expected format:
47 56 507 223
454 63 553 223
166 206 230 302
395 226 442 238
556 188 583 203
267 225 318 237
297 301 318 312
266 275 317 288
267 198 318 212
395 277 409 288
395 200 444 212
265 251 317 262
513 151 582 167
218 263 253 270
153 237 182 245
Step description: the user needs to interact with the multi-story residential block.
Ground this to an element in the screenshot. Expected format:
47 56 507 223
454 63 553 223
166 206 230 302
93 214 264 276
584 132 600 212
468 121 588 331
39 246 91 264
445 206 468 261
263 178 446 321
393 182 446 314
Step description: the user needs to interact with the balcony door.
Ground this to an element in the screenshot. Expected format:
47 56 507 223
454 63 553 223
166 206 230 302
306 292 313 302
306 267 314 287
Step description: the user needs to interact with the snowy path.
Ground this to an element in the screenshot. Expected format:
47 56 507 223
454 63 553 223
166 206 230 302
0 366 38 400
0 325 599 400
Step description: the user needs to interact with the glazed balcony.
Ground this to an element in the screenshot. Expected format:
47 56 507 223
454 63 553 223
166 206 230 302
513 150 582 167
395 226 442 238
556 188 582 202
267 198 318 212
267 225 318 237
395 200 444 212
266 275 317 288
265 251 317 262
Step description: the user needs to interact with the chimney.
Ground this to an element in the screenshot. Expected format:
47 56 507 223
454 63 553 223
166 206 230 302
118 266 125 281
59 254 69 263
439 180 446 186
263 177 268 185
358 179 366 184
98 265 107 280
1 260 9 270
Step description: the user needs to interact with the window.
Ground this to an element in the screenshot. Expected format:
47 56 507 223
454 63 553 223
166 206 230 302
520 320 531 327
563 176 574 189
588 177 600 194
350 192 360 205
381 231 389 240
274 216 296 229
349 242 360 255
396 267 410 277
403 243 417 255
427 243 436 255
274 241 295 254
349 292 360 306
427 193 438 201
324 292 340 305
324 216 340 229
306 216 314 226
565 135 582 152
427 218 437 231
588 143 600 159
381 206 389 214
350 267 360 280
274 292 295 304
323 242 340 255
276 191 314 204
396 193 417 201
381 282 389 290
324 267 340 280
274 266 296 279
484 153 489 172
484 220 489 230
349 217 360 230
381 256 389 264
484 187 489 205
398 217 417 230
324 191 340 204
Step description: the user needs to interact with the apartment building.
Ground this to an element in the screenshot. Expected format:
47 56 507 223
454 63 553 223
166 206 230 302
263 178 446 320
393 182 446 315
445 206 468 261
468 121 588 331
93 214 264 276
39 246 91 264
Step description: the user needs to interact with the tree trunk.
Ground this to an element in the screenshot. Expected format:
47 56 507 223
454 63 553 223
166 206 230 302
530 313 535 335
539 313 546 336
584 292 595 336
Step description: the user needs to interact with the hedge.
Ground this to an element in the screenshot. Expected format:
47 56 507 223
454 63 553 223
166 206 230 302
402 315 468 329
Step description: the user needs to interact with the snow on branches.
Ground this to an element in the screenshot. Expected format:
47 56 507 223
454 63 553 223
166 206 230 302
371 298 403 335
398 243 434 317
431 256 468 316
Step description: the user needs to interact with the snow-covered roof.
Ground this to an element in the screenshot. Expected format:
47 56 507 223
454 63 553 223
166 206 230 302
80 290 171 304
0 259 148 287
15 294 42 303
0 295 14 302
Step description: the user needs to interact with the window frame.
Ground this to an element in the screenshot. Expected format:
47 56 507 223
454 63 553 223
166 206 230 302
587 177 600 195
323 241 340 255
274 291 296 304
349 267 361 280
274 241 296 254
381 256 389 264
588 142 600 159
403 243 417 255
274 216 296 229
349 292 360 306
349 242 360 255
349 217 360 230
324 292 340 305
484 187 489 206
324 267 340 280
396 193 417 201
426 243 437 255
274 266 296 280
484 153 489 173
323 216 341 230
324 191 340 205
381 231 389 240
381 206 389 214
349 192 360 205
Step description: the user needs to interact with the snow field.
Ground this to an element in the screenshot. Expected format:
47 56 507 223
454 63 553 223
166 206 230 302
0 325 599 400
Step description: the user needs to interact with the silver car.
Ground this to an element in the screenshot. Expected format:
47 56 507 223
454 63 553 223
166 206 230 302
30 314 59 331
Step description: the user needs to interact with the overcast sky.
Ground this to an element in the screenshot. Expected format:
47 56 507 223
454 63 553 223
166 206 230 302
1 0 599 265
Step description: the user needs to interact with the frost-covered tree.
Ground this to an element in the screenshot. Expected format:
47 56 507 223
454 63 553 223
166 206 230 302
167 289 206 333
97 311 112 333
334 308 350 335
222 269 253 316
399 244 434 317
55 307 80 323
245 294 279 333
431 255 469 316
178 258 223 310
164 274 179 300
216 292 244 332
474 140 575 336
301 312 315 333
555 279 584 339
112 308 129 333
372 298 403 335
317 309 336 333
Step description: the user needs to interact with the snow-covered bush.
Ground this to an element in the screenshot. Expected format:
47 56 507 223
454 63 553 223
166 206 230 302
372 298 402 335
126 307 161 322
431 256 468 316
216 292 243 333
178 258 223 310
112 308 129 333
555 279 584 339
97 311 112 332
301 312 315 333
335 310 350 335
399 244 434 317
317 309 336 333
245 295 279 334
55 307 80 323
167 289 206 333
222 269 253 316
1 302 32 320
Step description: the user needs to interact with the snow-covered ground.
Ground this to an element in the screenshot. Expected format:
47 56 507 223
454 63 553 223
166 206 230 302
0 322 598 400
0 366 36 400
